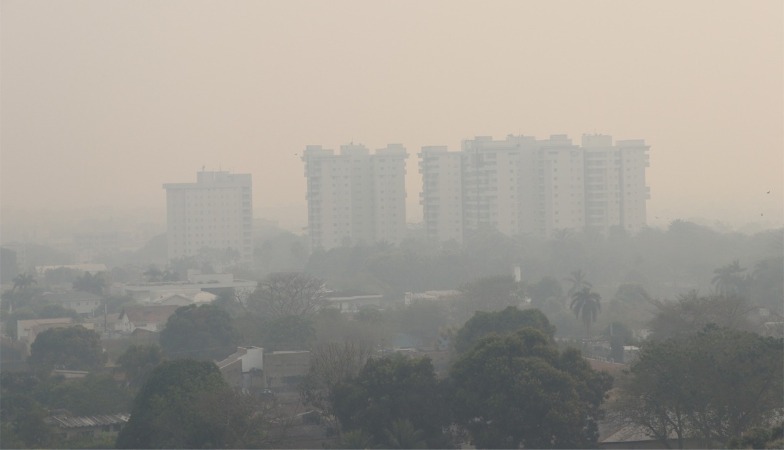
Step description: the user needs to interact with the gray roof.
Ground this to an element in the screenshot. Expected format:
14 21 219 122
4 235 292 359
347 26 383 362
45 413 129 429
42 291 103 303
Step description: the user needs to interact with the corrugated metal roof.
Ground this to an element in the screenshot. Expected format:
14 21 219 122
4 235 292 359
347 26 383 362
45 413 130 429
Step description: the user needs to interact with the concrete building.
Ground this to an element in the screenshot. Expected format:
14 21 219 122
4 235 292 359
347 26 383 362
303 144 407 250
419 134 650 241
163 171 253 263
419 146 464 243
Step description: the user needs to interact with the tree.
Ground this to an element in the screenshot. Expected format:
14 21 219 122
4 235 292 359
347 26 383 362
711 259 747 296
159 304 240 361
647 291 755 340
0 392 52 448
37 373 133 416
29 326 106 372
72 272 107 296
142 265 164 282
330 354 453 448
300 341 374 434
611 326 783 448
453 306 554 354
117 344 164 388
565 269 592 298
570 287 601 339
260 315 315 351
527 276 564 307
11 272 36 292
116 359 272 448
249 272 327 319
450 328 612 448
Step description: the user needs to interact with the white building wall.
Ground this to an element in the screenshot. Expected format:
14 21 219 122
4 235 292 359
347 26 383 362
164 171 253 263
419 146 463 243
419 133 649 242
303 144 408 250
372 144 408 246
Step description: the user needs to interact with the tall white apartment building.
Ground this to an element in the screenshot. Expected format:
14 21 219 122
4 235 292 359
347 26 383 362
303 144 407 250
163 171 253 263
419 146 463 243
419 134 649 241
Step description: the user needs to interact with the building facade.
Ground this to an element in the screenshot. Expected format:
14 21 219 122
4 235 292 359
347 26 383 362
303 144 407 250
163 171 253 263
419 134 649 242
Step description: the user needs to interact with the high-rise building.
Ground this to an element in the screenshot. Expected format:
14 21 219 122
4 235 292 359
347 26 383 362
419 134 649 242
419 146 463 243
163 171 253 263
303 144 407 250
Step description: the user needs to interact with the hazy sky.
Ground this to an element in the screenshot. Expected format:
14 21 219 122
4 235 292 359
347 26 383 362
2 0 782 230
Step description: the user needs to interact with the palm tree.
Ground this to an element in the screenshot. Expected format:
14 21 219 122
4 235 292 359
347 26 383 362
11 272 36 292
570 287 601 339
565 269 592 298
711 260 746 296
384 419 426 449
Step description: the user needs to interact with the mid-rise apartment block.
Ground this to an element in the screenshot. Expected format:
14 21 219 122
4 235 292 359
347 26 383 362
164 171 253 263
303 144 407 250
419 134 649 242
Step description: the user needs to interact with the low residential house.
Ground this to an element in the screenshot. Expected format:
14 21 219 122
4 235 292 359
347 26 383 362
599 423 708 449
264 350 310 389
159 294 193 306
217 346 265 392
115 305 180 333
45 413 129 440
404 290 461 305
217 347 310 391
42 292 103 316
325 294 384 313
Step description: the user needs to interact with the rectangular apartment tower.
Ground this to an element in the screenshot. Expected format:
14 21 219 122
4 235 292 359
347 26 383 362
419 134 649 242
163 171 253 263
303 144 407 250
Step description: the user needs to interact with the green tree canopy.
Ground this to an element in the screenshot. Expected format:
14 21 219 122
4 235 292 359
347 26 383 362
116 359 268 449
454 306 555 353
647 291 755 340
117 344 164 388
450 328 612 448
249 272 327 320
611 326 784 447
72 272 107 296
159 304 239 361
29 326 106 372
330 354 454 448
36 373 132 416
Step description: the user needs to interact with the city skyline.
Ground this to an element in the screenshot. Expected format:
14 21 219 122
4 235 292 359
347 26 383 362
1 1 782 233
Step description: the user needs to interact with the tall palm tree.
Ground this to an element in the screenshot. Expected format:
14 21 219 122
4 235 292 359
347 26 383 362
384 419 426 449
570 287 601 339
711 260 746 296
565 269 592 298
11 272 36 292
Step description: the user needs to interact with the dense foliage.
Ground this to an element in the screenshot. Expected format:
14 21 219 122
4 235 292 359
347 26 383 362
453 306 554 353
450 328 613 448
612 326 784 447
330 354 454 448
29 326 106 372
116 359 269 449
159 304 240 361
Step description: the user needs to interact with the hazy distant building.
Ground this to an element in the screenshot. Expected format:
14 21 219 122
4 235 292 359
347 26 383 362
303 144 407 250
163 171 253 263
419 134 649 241
419 146 464 243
